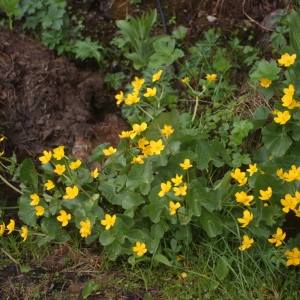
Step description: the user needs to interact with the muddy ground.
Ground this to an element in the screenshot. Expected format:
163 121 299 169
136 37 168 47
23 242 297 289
0 0 291 299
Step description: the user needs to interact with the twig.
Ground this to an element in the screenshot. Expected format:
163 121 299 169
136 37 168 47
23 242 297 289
0 174 23 195
242 0 274 32
1 248 20 266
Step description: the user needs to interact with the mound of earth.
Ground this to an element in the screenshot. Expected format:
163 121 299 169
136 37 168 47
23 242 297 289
0 27 129 163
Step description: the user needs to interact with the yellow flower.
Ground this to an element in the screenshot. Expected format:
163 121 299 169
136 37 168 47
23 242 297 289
103 146 117 156
285 247 300 266
181 77 190 83
119 130 134 138
133 241 147 257
35 206 44 216
259 78 272 88
259 187 272 201
276 168 285 180
0 222 5 236
6 219 15 234
152 70 163 82
180 272 187 279
238 235 254 251
30 193 40 206
63 186 79 200
0 151 4 157
39 150 52 164
90 167 99 178
230 168 248 186
274 111 291 125
235 191 254 206
237 210 253 228
268 227 286 247
282 165 299 182
0 137 4 142
294 191 300 203
131 76 145 91
142 145 154 157
44 180 55 190
246 163 258 176
171 174 183 186
150 139 164 155
281 84 295 107
176 254 184 261
287 99 300 109
80 219 91 238
130 122 147 139
101 214 116 230
278 53 297 67
173 184 187 196
281 194 297 213
169 201 181 215
131 155 144 165
161 125 174 137
158 181 172 197
53 146 65 160
205 74 217 82
138 137 149 149
7 219 14 234
144 87 157 97
57 210 71 226
54 164 66 175
115 91 124 105
125 91 140 105
20 226 28 241
70 159 81 169
180 159 193 170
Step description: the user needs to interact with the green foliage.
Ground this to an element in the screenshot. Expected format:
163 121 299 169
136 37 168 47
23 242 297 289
74 37 104 63
116 10 182 70
17 0 105 65
2 7 300 282
0 0 21 29
104 72 126 90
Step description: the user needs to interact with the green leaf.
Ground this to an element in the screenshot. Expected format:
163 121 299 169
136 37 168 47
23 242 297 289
126 160 154 195
195 139 225 170
100 230 115 246
82 279 101 299
262 123 292 157
148 186 168 223
74 37 102 62
214 256 230 280
18 194 37 226
144 110 181 141
251 105 270 130
122 192 145 209
172 26 187 40
149 38 184 69
126 229 145 243
0 0 20 14
19 158 38 188
153 254 172 266
249 59 281 81
36 235 54 247
20 265 31 273
199 209 223 237
213 57 231 73
105 241 122 260
99 181 127 205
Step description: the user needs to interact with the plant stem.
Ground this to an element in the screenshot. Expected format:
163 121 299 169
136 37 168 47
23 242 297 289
0 174 23 195
136 104 154 120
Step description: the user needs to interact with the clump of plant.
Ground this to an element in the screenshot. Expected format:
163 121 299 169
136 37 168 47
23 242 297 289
2 9 300 291
0 0 21 30
15 0 106 66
